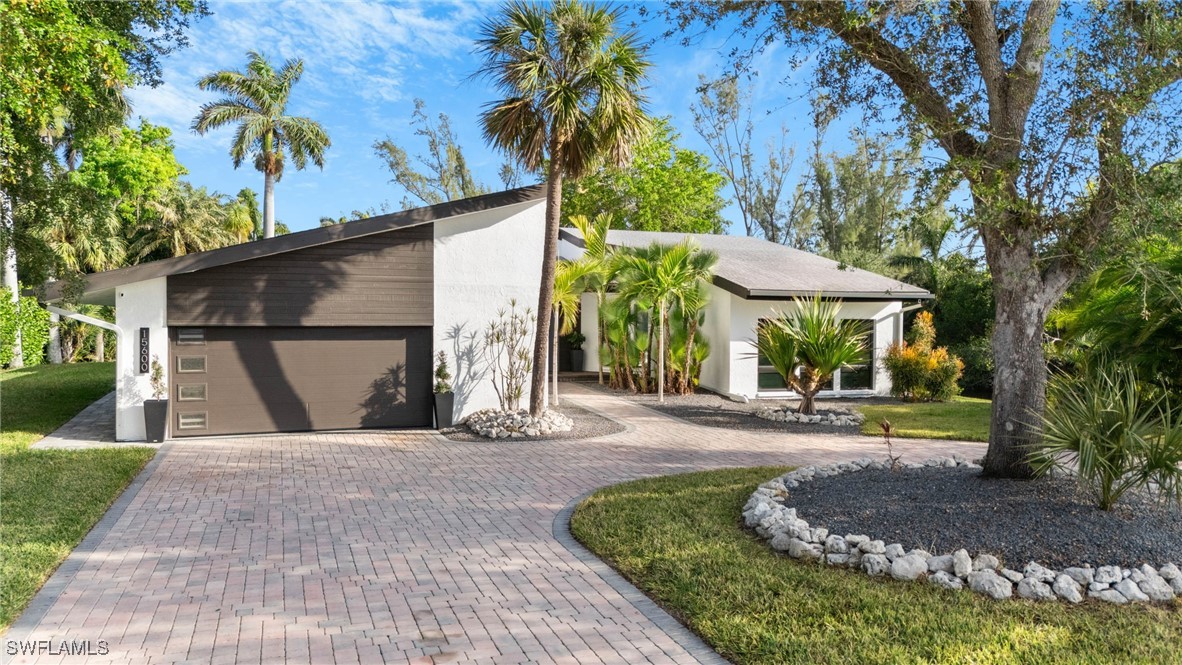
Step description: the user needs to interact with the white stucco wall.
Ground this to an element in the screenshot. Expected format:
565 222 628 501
113 277 168 441
579 292 599 371
433 200 545 420
698 283 732 395
725 296 902 399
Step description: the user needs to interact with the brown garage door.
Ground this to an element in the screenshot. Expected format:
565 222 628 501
169 326 432 437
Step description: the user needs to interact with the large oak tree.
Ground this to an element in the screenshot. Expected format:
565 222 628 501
670 1 1182 477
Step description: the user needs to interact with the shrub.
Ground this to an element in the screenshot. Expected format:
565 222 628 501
950 335 993 397
433 351 452 394
483 300 533 411
883 311 963 401
1031 360 1182 510
0 286 50 367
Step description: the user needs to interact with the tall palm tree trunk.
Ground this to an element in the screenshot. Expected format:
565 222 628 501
681 319 698 394
551 309 560 407
2 189 22 368
48 311 62 364
96 329 105 362
263 170 276 239
657 301 666 403
528 157 563 417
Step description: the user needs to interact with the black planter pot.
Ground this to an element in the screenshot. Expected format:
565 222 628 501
143 399 168 443
433 392 455 429
569 349 585 372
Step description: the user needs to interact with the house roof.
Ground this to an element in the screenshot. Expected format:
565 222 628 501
43 184 547 305
560 229 932 301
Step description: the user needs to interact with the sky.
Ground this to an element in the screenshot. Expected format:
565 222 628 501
126 1 831 233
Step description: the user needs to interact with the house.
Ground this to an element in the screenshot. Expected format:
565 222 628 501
559 229 932 400
42 186 546 441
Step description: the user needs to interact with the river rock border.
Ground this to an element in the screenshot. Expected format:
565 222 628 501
743 457 1182 604
465 408 574 439
755 406 865 427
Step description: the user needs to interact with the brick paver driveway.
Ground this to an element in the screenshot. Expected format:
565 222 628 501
6 385 985 664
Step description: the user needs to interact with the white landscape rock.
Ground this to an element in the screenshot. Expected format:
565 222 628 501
745 458 1178 608
465 408 574 439
968 570 1013 600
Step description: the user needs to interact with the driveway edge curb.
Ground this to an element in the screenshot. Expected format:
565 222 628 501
552 488 730 665
3 444 171 647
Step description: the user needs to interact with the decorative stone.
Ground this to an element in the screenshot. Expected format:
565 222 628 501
769 533 793 552
928 555 955 574
1052 575 1084 604
968 570 1013 600
1090 588 1128 604
929 570 964 591
884 543 906 561
1063 567 1094 586
825 553 851 566
862 554 890 577
844 535 869 547
859 540 886 555
465 408 574 439
1023 562 1056 583
824 535 848 554
1000 568 1024 583
1089 581 1110 593
1137 574 1176 602
890 554 929 581
973 554 1000 571
1095 566 1122 585
1017 578 1055 601
952 549 972 577
1114 579 1150 602
1159 563 1181 581
787 538 823 561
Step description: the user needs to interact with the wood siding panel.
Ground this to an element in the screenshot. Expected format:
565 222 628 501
167 225 433 326
169 326 433 437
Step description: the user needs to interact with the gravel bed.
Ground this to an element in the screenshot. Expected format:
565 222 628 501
441 403 626 442
581 383 882 435
788 466 1182 569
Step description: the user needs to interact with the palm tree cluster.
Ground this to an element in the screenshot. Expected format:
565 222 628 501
556 215 718 403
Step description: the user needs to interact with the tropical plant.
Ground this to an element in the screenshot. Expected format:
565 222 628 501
192 51 330 239
0 285 49 367
128 182 233 261
476 0 651 416
483 300 534 412
568 213 613 384
615 240 717 402
149 355 166 400
566 331 585 350
1032 360 1182 511
551 257 601 405
755 295 868 415
434 351 453 394
883 311 964 402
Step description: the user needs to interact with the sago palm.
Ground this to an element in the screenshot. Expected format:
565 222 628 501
192 51 330 238
477 0 650 415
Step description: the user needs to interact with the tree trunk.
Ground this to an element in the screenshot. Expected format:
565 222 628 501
2 189 22 368
48 311 62 364
527 161 563 417
799 390 817 416
263 170 276 239
682 319 698 395
551 308 559 407
657 301 666 403
981 242 1062 478
96 329 105 362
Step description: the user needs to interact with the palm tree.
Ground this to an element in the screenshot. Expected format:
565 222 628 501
615 240 717 403
756 295 869 415
192 51 330 239
888 211 957 293
129 182 233 260
476 1 651 416
551 257 602 405
568 213 613 383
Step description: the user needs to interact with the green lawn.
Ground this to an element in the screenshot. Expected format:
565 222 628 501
858 396 992 442
571 468 1182 665
0 363 155 629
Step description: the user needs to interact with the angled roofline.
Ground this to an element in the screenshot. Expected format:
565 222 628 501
43 185 547 302
559 228 933 301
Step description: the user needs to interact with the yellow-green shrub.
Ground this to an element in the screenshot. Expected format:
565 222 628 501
883 312 963 401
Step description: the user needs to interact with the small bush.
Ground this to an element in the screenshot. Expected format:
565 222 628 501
883 311 963 401
0 286 50 368
950 335 993 396
1032 360 1182 510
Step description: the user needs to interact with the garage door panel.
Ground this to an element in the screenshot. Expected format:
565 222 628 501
170 326 432 437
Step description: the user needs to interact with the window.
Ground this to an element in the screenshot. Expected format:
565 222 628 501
176 356 206 373
176 328 205 345
177 384 207 401
177 412 208 430
838 319 875 391
756 319 788 391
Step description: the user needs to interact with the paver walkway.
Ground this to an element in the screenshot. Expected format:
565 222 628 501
5 384 985 664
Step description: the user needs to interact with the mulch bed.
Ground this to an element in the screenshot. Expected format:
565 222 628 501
787 465 1182 569
580 382 884 436
440 403 627 442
